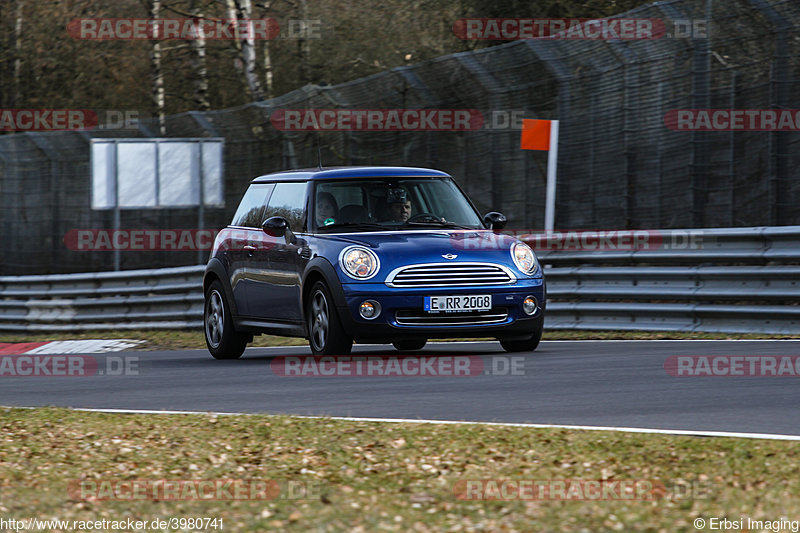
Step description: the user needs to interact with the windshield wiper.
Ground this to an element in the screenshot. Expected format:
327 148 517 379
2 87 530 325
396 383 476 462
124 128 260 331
403 221 477 230
316 222 390 232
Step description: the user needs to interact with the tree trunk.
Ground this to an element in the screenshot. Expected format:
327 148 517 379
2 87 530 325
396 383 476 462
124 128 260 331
189 0 210 111
150 0 166 135
262 40 273 99
297 0 310 86
259 0 273 99
13 0 25 106
227 0 264 102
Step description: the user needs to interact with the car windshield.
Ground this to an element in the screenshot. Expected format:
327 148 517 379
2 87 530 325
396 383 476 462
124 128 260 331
312 177 484 232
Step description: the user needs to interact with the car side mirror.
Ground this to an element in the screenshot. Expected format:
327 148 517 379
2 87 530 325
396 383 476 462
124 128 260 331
263 216 297 244
483 211 507 230
263 216 288 237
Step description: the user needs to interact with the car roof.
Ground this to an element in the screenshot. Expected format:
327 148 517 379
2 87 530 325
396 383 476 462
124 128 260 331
251 166 451 183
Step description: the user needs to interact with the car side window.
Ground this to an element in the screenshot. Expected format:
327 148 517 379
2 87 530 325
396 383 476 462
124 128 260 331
231 183 275 228
264 182 308 231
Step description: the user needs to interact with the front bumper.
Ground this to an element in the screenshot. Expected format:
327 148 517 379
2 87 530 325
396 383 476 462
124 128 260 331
336 278 545 343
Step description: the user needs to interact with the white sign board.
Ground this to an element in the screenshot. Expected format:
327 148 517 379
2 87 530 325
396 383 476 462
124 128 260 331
91 139 224 209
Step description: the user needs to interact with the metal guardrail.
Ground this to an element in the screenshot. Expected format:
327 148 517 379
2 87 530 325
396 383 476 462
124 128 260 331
0 226 798 334
534 226 800 265
544 265 800 333
0 266 204 331
538 226 800 334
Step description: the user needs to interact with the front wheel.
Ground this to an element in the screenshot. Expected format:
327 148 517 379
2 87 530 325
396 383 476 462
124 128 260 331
392 339 427 351
307 281 353 355
204 280 249 359
499 320 543 353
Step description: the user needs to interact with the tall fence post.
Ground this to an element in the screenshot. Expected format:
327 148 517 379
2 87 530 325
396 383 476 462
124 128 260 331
610 42 640 229
728 72 738 227
748 0 791 226
690 0 713 228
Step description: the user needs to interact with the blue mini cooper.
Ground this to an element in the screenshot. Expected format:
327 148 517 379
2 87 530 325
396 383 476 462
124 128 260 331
203 166 545 358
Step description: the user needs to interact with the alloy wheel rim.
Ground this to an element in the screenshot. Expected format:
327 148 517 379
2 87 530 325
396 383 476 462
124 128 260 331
206 290 224 348
310 290 329 350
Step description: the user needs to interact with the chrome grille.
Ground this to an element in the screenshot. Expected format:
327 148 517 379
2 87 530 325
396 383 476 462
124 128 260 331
395 308 509 326
386 263 515 288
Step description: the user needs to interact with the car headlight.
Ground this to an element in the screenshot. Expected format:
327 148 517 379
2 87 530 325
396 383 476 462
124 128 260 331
511 242 538 275
339 246 380 280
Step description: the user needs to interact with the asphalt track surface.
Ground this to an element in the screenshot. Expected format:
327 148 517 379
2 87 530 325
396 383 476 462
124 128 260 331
3 340 800 437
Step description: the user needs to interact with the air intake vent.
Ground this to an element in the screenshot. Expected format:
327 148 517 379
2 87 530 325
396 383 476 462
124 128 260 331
386 263 515 288
395 309 509 326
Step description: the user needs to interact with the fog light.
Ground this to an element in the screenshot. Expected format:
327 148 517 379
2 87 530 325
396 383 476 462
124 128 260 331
359 300 381 320
522 296 538 316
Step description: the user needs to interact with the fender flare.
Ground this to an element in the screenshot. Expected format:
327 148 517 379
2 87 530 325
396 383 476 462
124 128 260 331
203 258 241 317
302 257 347 309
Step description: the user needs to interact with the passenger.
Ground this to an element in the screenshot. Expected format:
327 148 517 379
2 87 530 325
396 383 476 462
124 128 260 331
315 192 338 227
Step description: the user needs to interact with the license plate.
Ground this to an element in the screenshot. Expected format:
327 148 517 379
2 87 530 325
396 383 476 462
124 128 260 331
424 295 492 313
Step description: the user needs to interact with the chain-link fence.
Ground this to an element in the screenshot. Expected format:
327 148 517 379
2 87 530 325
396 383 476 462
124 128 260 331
1 0 798 274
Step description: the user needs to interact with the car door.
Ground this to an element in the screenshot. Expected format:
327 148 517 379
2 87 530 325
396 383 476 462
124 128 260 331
247 181 309 321
226 183 274 317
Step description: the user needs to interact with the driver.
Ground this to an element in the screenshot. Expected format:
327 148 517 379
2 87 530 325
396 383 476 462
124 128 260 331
385 187 412 222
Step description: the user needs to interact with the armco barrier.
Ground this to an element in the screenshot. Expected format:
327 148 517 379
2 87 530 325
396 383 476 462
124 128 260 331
537 226 800 334
0 226 798 334
0 266 204 331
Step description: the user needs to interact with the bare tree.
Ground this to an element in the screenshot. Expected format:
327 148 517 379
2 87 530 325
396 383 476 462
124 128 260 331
296 0 310 85
227 0 264 101
150 0 167 134
13 0 26 106
189 0 211 111
255 0 274 99
262 33 274 99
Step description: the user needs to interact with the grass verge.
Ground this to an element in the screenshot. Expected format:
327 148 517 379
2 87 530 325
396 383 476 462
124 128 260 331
0 329 795 351
1 408 797 532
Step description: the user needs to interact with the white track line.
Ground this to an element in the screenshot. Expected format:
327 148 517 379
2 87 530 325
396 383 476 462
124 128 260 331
18 340 144 355
257 339 800 351
6 406 800 441
537 339 800 343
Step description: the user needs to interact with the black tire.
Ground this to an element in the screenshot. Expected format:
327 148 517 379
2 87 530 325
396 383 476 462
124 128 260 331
392 339 427 351
204 280 249 360
307 281 353 355
499 322 543 353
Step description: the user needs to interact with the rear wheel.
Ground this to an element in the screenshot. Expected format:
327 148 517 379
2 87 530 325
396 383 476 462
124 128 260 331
205 280 249 359
307 281 353 355
392 339 427 351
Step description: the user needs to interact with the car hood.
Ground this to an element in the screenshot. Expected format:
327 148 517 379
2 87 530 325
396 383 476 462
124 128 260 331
314 230 528 278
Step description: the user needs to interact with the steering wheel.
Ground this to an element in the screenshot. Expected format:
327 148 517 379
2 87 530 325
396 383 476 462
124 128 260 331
408 213 445 224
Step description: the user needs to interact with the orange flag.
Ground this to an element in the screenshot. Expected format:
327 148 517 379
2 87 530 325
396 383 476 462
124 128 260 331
520 119 551 151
